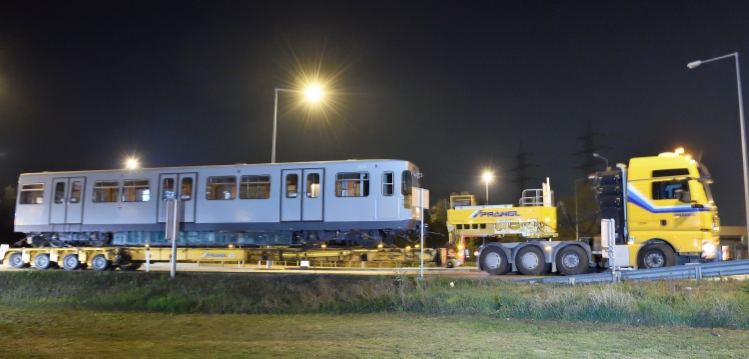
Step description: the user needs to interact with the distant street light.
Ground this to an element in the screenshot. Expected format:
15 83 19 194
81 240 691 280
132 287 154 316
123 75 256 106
125 158 139 170
272 85 324 163
592 153 609 170
483 171 493 205
687 52 748 232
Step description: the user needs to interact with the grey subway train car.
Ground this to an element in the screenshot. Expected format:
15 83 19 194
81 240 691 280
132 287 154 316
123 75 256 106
15 159 424 247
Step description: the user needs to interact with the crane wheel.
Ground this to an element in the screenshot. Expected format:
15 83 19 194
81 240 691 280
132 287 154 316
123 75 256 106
516 246 550 276
556 245 588 275
479 247 510 275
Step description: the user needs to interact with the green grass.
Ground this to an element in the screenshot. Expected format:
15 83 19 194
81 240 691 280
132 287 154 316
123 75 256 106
2 270 749 329
1 306 748 358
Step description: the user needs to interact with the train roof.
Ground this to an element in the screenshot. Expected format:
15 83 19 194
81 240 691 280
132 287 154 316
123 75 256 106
19 159 416 177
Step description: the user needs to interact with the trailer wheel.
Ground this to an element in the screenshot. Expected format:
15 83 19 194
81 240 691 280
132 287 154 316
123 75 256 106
637 243 675 269
62 254 81 271
556 245 588 275
7 253 26 269
516 246 550 275
479 247 510 275
33 254 55 270
91 254 111 271
118 261 142 271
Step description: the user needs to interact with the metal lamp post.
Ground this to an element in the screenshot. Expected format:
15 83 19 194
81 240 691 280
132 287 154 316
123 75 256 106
593 153 609 170
688 52 748 231
483 172 492 205
271 85 323 164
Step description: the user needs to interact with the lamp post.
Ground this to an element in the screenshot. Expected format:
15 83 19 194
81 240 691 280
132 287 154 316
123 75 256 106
482 172 492 205
592 153 609 170
688 52 748 232
271 85 323 163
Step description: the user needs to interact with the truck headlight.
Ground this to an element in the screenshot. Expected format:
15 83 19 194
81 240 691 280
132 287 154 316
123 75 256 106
701 240 716 259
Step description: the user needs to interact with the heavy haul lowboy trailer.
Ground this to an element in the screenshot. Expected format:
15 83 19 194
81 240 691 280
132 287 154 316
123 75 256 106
0 244 440 270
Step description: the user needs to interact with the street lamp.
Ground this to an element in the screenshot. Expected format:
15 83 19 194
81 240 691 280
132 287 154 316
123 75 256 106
271 85 324 163
687 52 748 232
482 171 492 205
592 153 609 170
125 157 139 170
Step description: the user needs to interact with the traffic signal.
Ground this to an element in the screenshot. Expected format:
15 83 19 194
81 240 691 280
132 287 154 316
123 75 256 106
594 168 625 244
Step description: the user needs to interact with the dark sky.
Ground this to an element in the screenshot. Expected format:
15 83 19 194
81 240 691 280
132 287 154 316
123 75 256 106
1 1 749 224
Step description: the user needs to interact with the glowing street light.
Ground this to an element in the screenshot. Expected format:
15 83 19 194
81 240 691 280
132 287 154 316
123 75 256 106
687 52 749 232
125 158 139 170
272 84 324 163
483 171 493 205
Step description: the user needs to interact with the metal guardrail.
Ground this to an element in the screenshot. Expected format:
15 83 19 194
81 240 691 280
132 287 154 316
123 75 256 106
516 259 749 284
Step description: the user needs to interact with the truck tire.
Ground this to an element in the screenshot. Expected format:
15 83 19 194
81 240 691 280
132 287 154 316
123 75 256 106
62 254 81 271
479 247 510 275
7 252 26 269
118 261 142 271
637 243 676 269
556 245 588 275
516 246 550 275
91 254 111 271
33 253 55 270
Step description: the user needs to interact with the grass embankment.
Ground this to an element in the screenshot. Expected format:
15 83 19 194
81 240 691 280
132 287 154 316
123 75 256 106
3 308 749 358
2 271 749 329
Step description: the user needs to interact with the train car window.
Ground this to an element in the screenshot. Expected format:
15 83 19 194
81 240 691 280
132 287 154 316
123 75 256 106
335 172 369 197
307 174 320 198
19 183 44 204
162 178 175 200
206 176 236 200
402 171 413 196
286 174 299 198
240 175 271 199
93 180 119 203
70 181 82 203
122 179 150 202
181 178 193 200
54 182 66 204
382 172 394 196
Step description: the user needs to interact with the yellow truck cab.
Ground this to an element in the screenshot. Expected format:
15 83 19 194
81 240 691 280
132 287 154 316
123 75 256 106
610 149 720 268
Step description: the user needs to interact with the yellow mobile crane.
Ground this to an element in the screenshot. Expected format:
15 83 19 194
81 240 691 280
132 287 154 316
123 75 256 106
447 149 721 275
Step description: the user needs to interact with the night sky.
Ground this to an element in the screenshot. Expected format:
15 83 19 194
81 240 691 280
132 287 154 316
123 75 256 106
1 1 749 224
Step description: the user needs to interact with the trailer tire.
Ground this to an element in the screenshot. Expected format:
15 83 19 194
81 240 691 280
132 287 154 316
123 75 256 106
556 245 588 275
516 246 550 275
62 254 81 271
91 254 111 271
479 247 510 275
637 243 675 269
33 254 55 270
118 261 142 271
7 253 26 269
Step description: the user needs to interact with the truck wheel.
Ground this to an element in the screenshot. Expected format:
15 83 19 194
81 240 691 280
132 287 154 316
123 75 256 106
637 243 675 269
516 246 550 275
62 254 81 271
479 247 510 275
556 245 588 275
7 252 26 269
118 261 142 271
33 254 54 270
91 254 111 271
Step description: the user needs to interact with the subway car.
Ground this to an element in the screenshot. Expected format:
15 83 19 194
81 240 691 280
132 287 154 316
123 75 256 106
14 159 424 247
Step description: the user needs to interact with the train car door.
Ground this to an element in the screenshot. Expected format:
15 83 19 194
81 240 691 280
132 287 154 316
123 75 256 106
49 177 85 224
158 173 197 223
281 169 302 221
302 169 324 221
